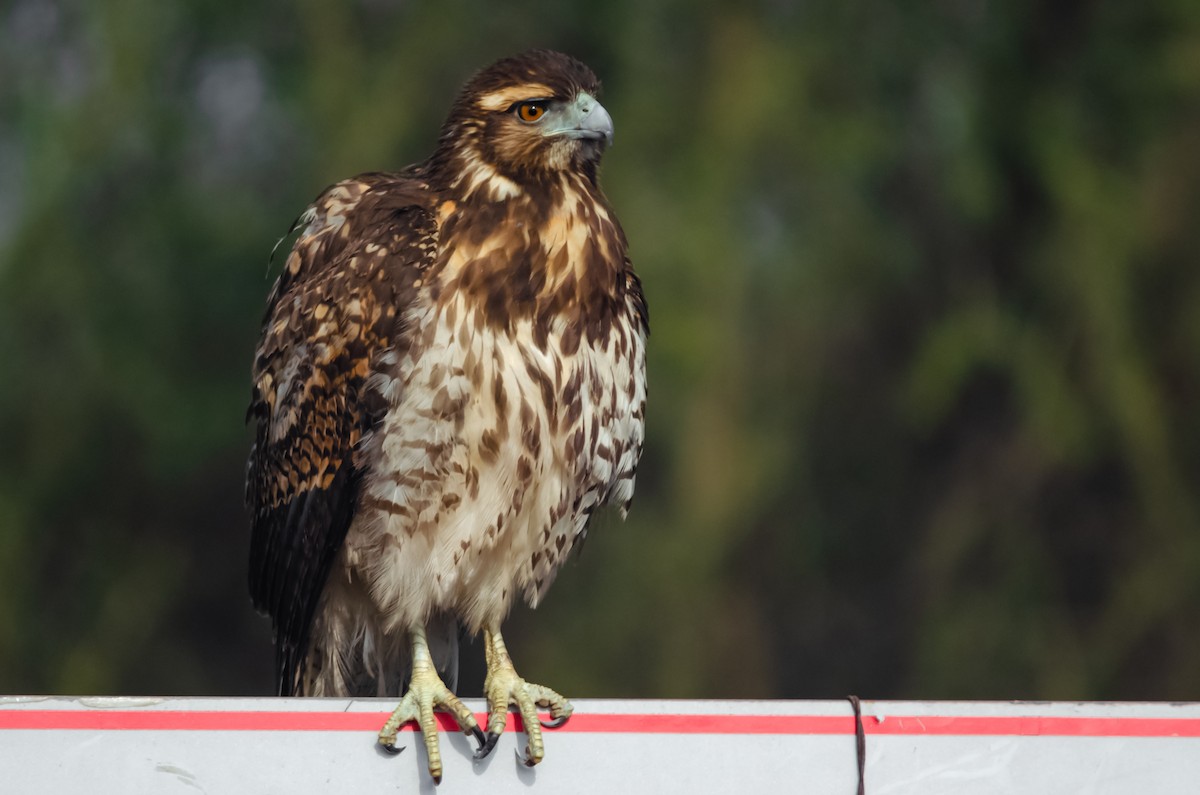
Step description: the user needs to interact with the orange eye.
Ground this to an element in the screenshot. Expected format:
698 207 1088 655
515 101 547 122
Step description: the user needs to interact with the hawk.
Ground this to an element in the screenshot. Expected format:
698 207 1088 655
245 49 648 782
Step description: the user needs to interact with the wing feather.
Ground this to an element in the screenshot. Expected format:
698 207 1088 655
246 173 433 695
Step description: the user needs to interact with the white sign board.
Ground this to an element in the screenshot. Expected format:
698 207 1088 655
2 697 1198 793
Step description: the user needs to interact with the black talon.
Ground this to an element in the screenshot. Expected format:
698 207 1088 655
539 714 569 729
515 747 536 768
469 724 487 750
473 731 501 761
379 740 404 756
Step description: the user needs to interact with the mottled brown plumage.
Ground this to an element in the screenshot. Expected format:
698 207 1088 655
246 50 647 779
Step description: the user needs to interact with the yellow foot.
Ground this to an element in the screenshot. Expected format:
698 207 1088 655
474 626 573 767
378 627 484 784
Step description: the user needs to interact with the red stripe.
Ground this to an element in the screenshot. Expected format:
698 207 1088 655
0 711 846 734
866 715 1200 738
1 710 1198 737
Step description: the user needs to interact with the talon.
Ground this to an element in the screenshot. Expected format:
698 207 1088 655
478 626 569 769
469 724 487 750
378 626 478 783
473 731 501 761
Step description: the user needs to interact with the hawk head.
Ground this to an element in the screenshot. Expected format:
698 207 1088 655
432 50 614 190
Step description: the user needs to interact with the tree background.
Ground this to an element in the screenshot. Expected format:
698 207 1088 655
2 0 1199 701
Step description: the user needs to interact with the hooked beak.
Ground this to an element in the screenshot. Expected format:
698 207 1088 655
544 92 614 147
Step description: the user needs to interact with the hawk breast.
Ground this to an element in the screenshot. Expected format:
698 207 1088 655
344 183 647 632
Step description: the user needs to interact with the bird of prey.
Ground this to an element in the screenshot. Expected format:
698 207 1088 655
245 49 648 782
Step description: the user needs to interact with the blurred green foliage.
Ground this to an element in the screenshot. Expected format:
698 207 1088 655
2 0 1199 701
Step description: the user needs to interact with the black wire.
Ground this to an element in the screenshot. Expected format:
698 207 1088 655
847 695 865 795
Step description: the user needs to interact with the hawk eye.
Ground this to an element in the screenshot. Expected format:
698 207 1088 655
514 101 548 123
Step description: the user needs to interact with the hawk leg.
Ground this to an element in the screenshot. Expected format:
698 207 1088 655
378 625 485 783
473 625 573 766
